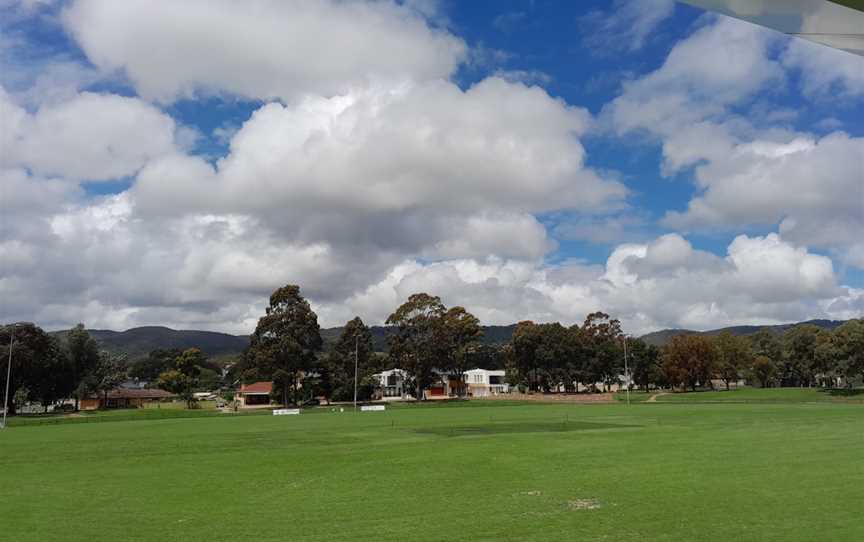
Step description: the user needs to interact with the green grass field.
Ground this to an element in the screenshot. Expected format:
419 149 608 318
616 387 864 404
2 399 862 541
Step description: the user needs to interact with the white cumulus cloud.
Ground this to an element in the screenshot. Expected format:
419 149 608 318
0 87 179 181
605 15 864 268
62 0 467 103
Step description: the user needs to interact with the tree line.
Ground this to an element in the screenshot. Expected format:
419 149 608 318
230 288 486 405
0 323 225 414
3 284 862 412
505 319 863 392
229 284 864 404
0 324 127 414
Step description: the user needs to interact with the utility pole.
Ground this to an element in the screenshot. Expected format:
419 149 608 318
2 327 14 429
353 333 359 412
622 336 631 406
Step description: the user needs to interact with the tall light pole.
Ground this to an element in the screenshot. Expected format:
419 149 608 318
353 333 359 412
3 325 17 429
622 336 631 406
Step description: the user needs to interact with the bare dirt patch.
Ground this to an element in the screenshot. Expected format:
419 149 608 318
566 498 602 511
514 490 542 497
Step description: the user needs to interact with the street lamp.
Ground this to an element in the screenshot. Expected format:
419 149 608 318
622 336 631 407
2 323 26 430
352 333 359 412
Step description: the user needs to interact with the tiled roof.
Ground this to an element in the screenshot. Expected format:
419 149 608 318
101 388 176 399
239 381 273 394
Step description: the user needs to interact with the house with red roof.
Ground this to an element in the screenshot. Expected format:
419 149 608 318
80 388 176 410
236 381 273 407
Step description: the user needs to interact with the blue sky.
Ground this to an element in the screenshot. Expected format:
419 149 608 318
1 0 862 333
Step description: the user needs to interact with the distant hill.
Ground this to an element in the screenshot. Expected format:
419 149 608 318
321 324 517 352
639 319 849 347
50 326 250 362
50 319 850 361
50 324 518 362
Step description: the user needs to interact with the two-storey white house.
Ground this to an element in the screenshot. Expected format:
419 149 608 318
373 369 411 400
373 368 511 400
464 368 509 397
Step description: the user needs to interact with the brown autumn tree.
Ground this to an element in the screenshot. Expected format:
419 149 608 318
750 355 778 388
662 335 717 392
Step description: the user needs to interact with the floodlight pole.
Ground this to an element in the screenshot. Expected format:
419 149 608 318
2 328 13 429
622 336 630 406
353 333 359 412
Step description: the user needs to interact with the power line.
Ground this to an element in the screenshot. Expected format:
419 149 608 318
786 32 864 37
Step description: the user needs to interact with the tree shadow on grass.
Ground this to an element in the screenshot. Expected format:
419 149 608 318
414 420 640 437
824 388 864 398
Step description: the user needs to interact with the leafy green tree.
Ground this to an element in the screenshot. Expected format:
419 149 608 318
750 329 783 361
30 349 74 413
662 335 716 391
246 285 323 406
833 319 864 386
714 332 752 390
510 321 542 391
509 322 590 393
13 386 30 412
65 323 100 411
386 293 447 400
198 367 222 391
321 317 375 402
582 312 623 392
157 370 194 406
80 351 128 407
628 338 662 392
508 322 586 392
566 325 591 391
175 348 206 379
129 348 183 382
813 331 842 388
158 348 206 408
534 323 578 392
750 355 778 388
782 325 821 387
463 343 506 371
0 323 71 415
439 306 482 397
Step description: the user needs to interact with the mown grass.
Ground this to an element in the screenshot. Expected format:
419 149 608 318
1 399 862 541
644 387 864 404
6 403 268 427
612 390 654 402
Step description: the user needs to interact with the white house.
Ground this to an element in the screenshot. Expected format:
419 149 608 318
373 369 411 400
374 368 512 400
464 369 509 397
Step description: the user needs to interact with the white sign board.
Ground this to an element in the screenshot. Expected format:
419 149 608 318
361 405 386 412
273 408 300 416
